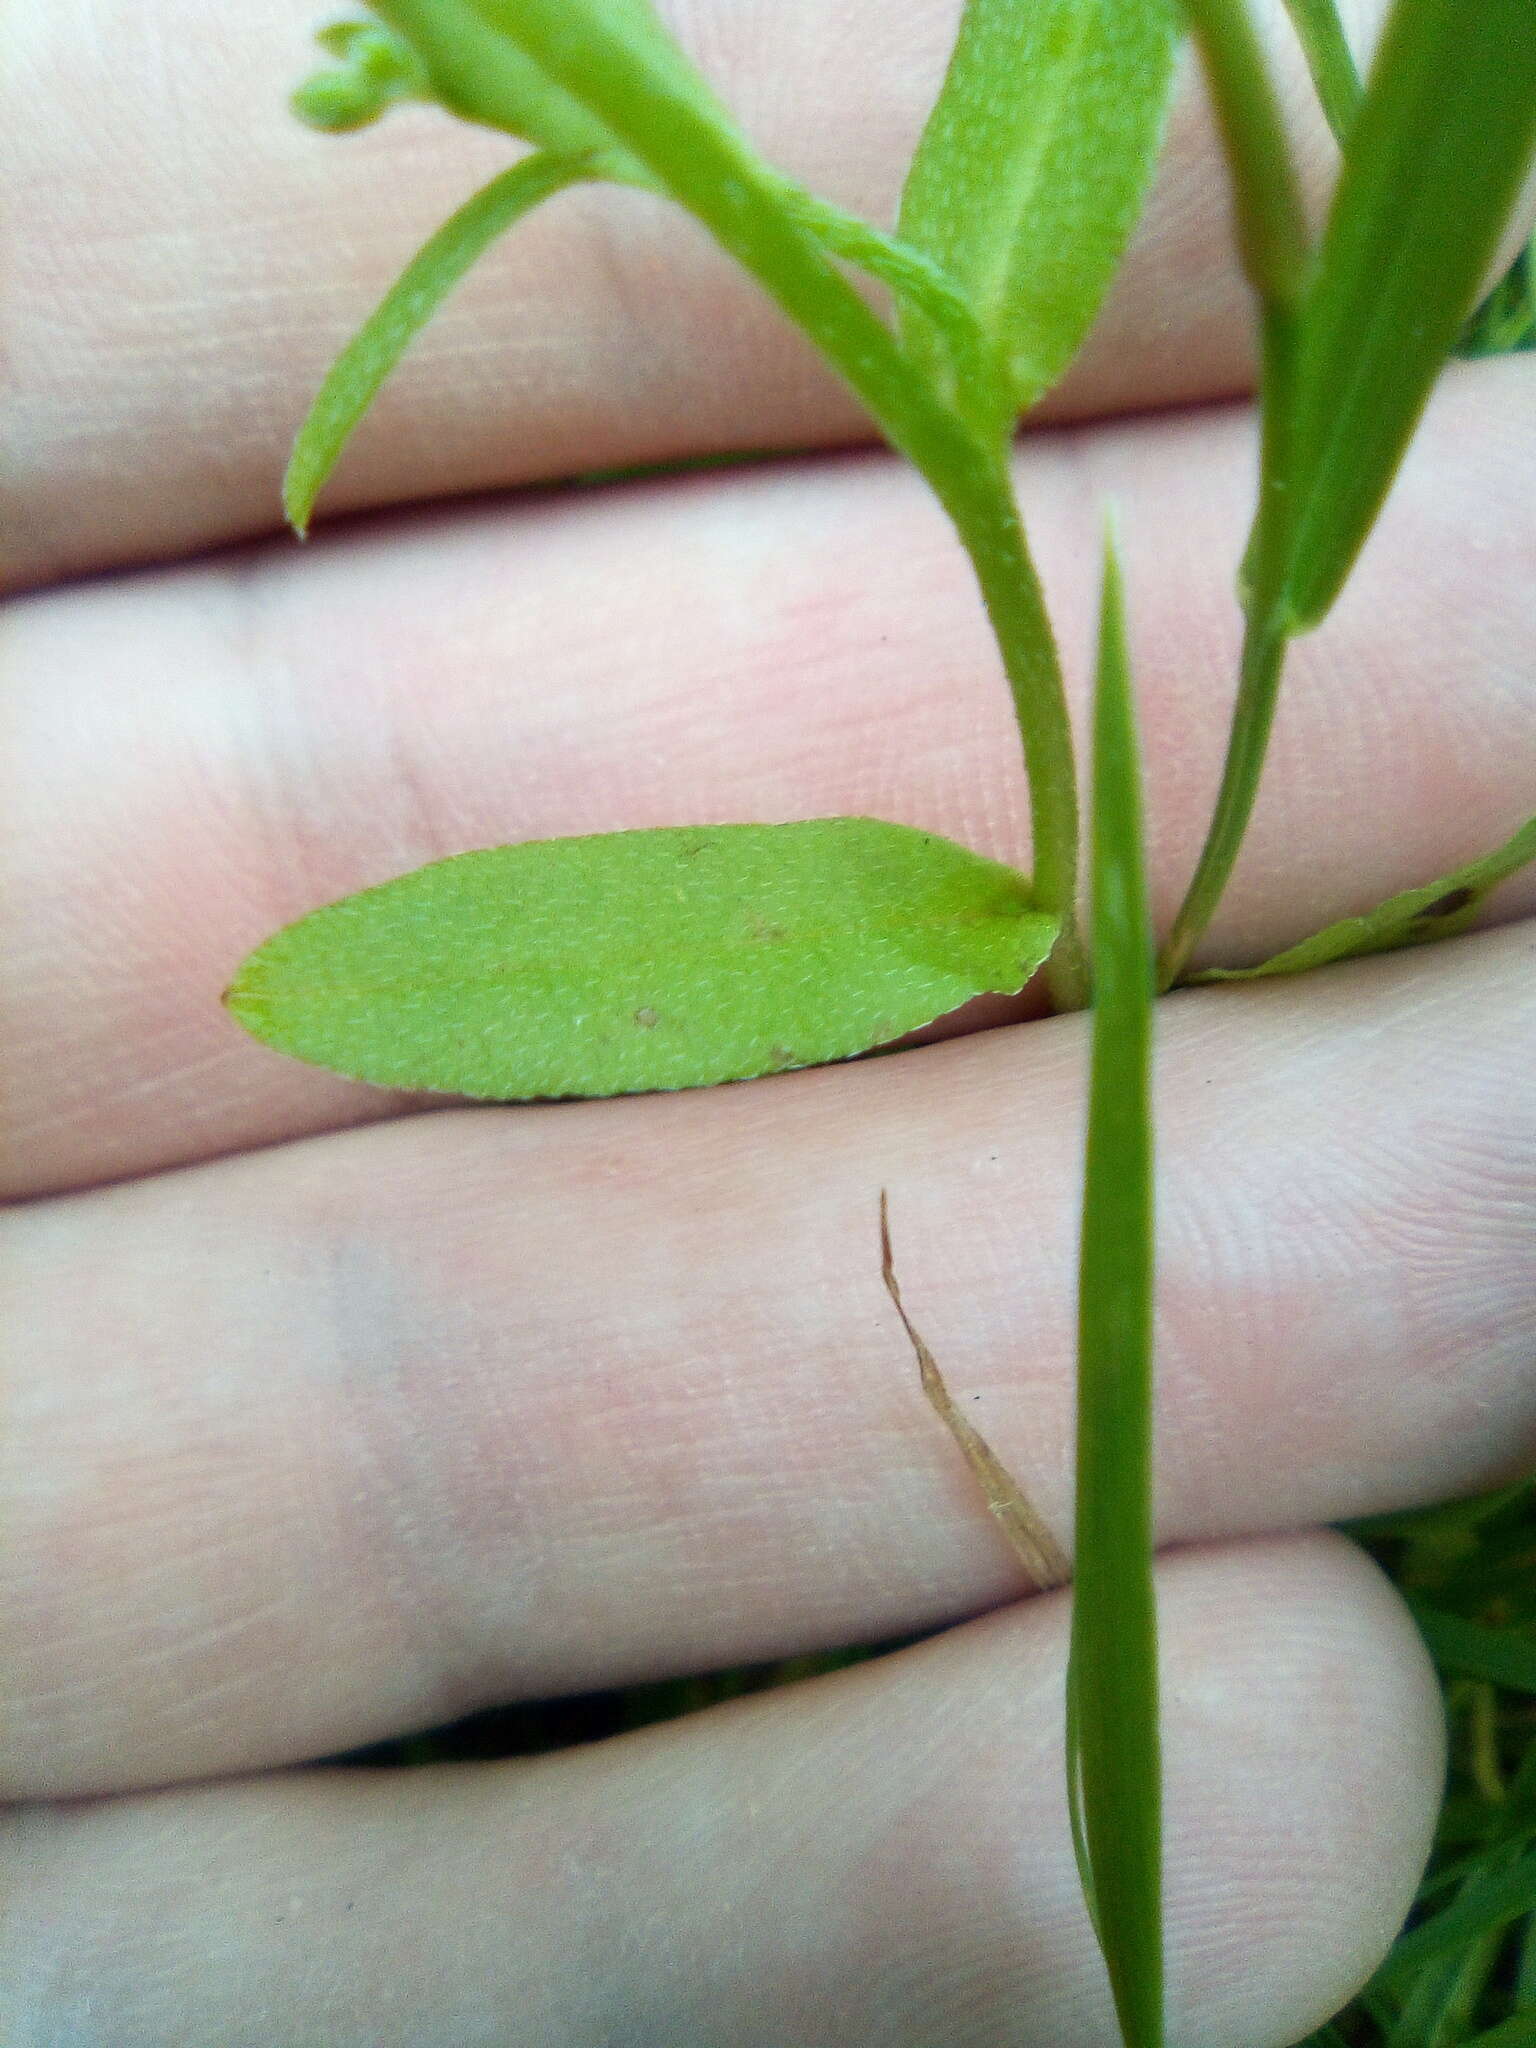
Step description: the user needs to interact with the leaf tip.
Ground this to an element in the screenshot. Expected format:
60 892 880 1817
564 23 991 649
281 466 314 540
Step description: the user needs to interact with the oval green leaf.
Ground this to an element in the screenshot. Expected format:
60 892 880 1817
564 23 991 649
226 819 1056 1098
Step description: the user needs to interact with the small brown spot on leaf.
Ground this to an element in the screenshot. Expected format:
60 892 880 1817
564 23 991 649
633 1006 659 1029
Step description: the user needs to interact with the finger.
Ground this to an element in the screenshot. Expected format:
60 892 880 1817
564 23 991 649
4 358 1533 1197
6 919 1531 1794
1 0 1392 586
4 1534 1443 2048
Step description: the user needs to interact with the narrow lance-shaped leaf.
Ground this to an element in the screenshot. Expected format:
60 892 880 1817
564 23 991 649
1066 532 1163 2048
1367 1850 1536 1998
898 0 1179 417
283 151 597 535
1190 809 1536 982
1271 0 1536 631
225 819 1058 1099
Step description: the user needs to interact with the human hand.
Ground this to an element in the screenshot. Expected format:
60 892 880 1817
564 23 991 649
4 3 1534 2042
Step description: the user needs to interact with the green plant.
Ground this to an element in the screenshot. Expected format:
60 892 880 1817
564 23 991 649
1294 1482 1536 2046
225 3 1536 2041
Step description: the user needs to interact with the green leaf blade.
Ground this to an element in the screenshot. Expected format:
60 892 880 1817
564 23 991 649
1280 0 1536 630
898 0 1179 413
283 150 591 535
1407 1604 1536 1695
1068 535 1163 2046
1190 808 1536 982
225 819 1057 1098
1370 1849 1536 1998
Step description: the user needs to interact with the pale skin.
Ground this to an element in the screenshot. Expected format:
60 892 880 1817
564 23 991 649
3 2 1535 2042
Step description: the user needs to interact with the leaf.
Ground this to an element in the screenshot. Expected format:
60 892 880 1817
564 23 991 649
1370 1848 1536 1999
369 0 641 156
1459 236 1536 361
225 819 1057 1098
897 0 1178 414
452 0 733 152
283 150 593 534
1408 1605 1536 1695
1067 533 1163 2046
879 1193 1070 1592
1189 808 1536 982
1460 2016 1536 2047
1275 0 1536 630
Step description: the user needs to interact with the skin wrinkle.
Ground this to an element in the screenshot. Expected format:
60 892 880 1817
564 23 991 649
3 1539 1442 2048
3 922 1532 1803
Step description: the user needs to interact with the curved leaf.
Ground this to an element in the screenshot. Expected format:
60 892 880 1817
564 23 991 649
1190 809 1536 983
898 0 1178 413
283 150 593 535
226 819 1056 1098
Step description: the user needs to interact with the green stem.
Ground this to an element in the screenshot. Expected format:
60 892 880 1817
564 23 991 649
1156 607 1287 989
385 0 1087 1002
945 453 1088 1007
1161 6 1314 989
1157 295 1302 991
1280 0 1363 148
765 182 1012 441
1180 0 1311 312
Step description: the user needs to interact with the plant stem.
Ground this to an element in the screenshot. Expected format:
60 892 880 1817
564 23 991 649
1280 0 1363 147
1157 300 1300 990
1156 605 1287 989
1159 3 1312 989
384 0 1088 1002
944 452 1088 1007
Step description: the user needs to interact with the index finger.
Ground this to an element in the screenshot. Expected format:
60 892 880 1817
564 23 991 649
1 0 1373 588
